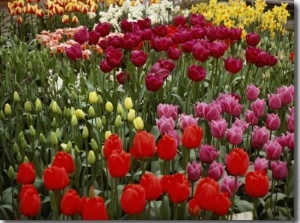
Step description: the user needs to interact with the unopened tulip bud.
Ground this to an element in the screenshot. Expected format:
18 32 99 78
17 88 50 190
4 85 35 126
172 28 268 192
24 101 32 113
51 117 58 128
88 150 96 165
133 117 144 130
74 145 80 156
91 138 98 150
0 110 5 120
60 143 68 151
13 91 20 102
124 97 133 110
101 116 106 126
276 60 282 69
115 115 122 127
105 101 113 112
105 131 112 139
88 106 95 117
51 101 61 114
89 91 98 104
17 153 23 163
24 156 29 163
75 109 85 120
71 91 78 101
29 125 35 137
39 133 47 144
82 126 89 139
97 95 103 104
117 103 124 115
21 137 28 149
35 98 42 112
51 132 58 146
13 143 19 154
121 112 127 121
4 103 12 116
127 109 135 122
96 117 102 129
8 166 15 180
27 113 33 125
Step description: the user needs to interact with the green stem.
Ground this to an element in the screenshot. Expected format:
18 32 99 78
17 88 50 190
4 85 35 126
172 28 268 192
173 203 179 220
230 176 238 220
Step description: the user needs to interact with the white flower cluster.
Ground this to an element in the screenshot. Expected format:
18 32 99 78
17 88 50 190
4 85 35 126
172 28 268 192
98 0 182 31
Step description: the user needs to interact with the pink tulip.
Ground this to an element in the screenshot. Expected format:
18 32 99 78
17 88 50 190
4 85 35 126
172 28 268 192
220 175 242 197
207 161 225 181
251 98 266 118
265 140 283 160
209 119 228 139
157 103 178 120
226 126 243 146
287 107 294 133
285 132 294 151
246 84 260 101
178 114 199 131
265 113 281 131
277 85 294 106
251 126 269 150
232 118 249 132
187 161 202 182
245 110 258 126
267 93 281 110
254 157 268 173
156 116 175 135
271 160 287 180
194 102 207 119
199 144 220 164
204 103 222 121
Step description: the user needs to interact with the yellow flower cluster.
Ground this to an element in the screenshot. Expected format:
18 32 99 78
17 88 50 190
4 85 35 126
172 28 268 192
190 0 290 39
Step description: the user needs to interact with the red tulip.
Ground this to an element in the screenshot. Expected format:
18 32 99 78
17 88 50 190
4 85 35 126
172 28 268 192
181 124 203 149
145 74 164 92
120 184 146 215
105 48 123 68
100 59 113 73
192 43 210 62
16 162 36 184
167 173 190 203
224 57 243 74
95 22 111 37
65 44 82 61
140 172 162 201
74 27 89 45
60 189 81 216
19 185 41 217
116 71 130 85
246 32 260 47
226 148 249 176
156 134 177 161
188 198 200 216
43 166 69 191
81 196 108 220
137 17 151 30
130 131 156 160
52 151 75 174
120 19 134 33
167 47 181 61
107 150 131 178
245 170 269 198
212 192 231 216
187 64 206 82
130 50 148 67
88 30 100 45
194 177 219 211
103 134 123 159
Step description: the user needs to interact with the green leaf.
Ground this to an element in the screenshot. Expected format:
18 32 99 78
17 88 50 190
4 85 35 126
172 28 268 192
234 199 254 213
160 195 171 220
150 126 160 140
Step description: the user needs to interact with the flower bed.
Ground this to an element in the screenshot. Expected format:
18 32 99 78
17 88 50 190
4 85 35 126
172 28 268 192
0 0 295 220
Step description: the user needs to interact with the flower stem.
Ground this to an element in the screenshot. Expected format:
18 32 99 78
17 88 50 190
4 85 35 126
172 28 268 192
173 203 179 220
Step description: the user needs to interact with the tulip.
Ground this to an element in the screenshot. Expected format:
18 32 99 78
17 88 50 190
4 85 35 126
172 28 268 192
270 160 287 180
250 98 266 118
166 173 190 203
60 189 81 216
246 32 260 46
188 198 200 216
190 13 207 27
265 113 281 130
88 30 100 45
130 131 156 160
81 196 108 220
285 132 294 150
105 101 113 112
16 162 36 184
43 166 69 191
156 116 175 135
224 57 243 74
120 19 134 33
246 84 260 101
145 74 164 92
140 172 162 201
152 24 168 37
167 47 181 60
52 151 75 174
209 41 228 58
226 148 249 176
245 46 261 64
194 102 207 119
133 117 144 131
19 185 41 217
192 43 210 62
265 140 283 160
103 134 123 159
95 22 111 37
254 157 269 173
245 170 269 198
65 44 82 61
88 91 98 104
187 64 207 82
225 126 243 146
157 103 178 120
121 34 137 51
186 161 202 182
156 134 177 161
130 50 147 67
181 124 203 149
251 126 269 150
203 103 222 121
212 192 231 216
208 161 225 181
199 144 220 164
105 48 123 68
116 71 130 85
220 175 242 197
165 129 181 147
137 17 151 30
277 86 293 106
267 93 281 110
107 150 130 178
74 27 89 45
120 184 146 215
245 110 258 126
178 114 199 131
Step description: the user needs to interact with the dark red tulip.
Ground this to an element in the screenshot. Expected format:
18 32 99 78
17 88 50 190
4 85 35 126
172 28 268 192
187 64 206 82
145 74 164 92
120 19 134 33
224 57 243 74
88 30 101 45
190 13 207 27
209 41 228 58
137 17 151 30
173 15 187 27
167 47 181 60
152 24 168 37
95 22 111 37
246 32 260 46
74 27 89 45
105 48 123 68
100 59 113 73
65 44 82 60
192 42 210 62
116 71 130 85
229 27 242 41
130 50 148 67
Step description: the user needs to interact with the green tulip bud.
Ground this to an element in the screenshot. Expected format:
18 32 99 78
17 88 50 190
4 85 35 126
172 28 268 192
91 138 98 150
27 113 33 125
60 143 68 151
133 117 144 131
17 152 23 163
51 117 58 128
51 132 58 146
8 166 15 180
75 109 85 120
24 101 32 113
127 109 136 122
20 137 28 149
276 60 282 69
24 156 29 163
121 112 127 121
4 103 12 116
115 115 122 128
39 133 47 144
88 106 95 118
82 126 89 139
105 101 113 113
71 114 78 126
0 110 5 120
35 98 42 113
124 97 133 110
13 91 21 103
71 91 78 101
96 117 102 129
101 116 106 126
29 125 35 137
89 91 98 104
13 143 19 154
88 150 96 165
97 95 103 104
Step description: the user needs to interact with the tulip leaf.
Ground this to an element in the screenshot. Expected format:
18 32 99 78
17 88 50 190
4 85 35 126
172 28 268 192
160 195 171 220
150 126 160 140
0 205 12 219
234 199 253 213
